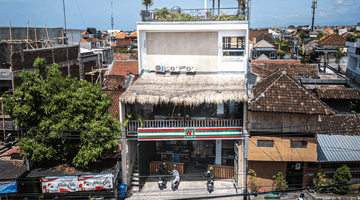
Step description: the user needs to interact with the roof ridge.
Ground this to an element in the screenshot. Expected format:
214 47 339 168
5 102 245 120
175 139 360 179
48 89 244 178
253 71 284 102
284 74 336 114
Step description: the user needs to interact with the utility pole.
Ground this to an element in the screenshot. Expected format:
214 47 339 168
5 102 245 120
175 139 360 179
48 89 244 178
311 0 317 31
111 2 114 31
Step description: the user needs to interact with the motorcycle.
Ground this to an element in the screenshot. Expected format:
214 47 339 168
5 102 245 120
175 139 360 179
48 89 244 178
298 193 305 200
204 170 214 193
170 165 180 191
157 163 167 190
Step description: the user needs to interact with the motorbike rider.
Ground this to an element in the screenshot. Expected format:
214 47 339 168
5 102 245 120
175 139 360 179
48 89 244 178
158 163 167 190
170 164 180 191
204 166 214 193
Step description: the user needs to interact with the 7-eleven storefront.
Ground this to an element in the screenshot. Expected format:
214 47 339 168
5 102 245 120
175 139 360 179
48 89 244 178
138 127 244 182
119 74 247 187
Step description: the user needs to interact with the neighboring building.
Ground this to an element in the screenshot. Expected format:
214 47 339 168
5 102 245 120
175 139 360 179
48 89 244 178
317 114 360 189
256 33 279 50
346 36 360 85
252 40 277 60
314 87 360 113
247 70 335 191
119 5 250 192
316 34 346 48
251 63 319 79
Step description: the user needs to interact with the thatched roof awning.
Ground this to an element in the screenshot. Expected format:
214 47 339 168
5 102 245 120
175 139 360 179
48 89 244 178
119 74 246 106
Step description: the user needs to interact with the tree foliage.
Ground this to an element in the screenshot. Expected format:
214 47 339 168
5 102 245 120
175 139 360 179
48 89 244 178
272 172 287 191
333 164 356 192
142 0 153 11
3 58 122 169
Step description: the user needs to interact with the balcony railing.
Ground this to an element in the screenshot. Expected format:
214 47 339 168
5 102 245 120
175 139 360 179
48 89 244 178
140 7 249 22
126 119 242 137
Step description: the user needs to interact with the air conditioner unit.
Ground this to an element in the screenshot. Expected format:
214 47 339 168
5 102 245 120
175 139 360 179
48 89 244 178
169 66 180 72
155 65 165 73
185 66 195 73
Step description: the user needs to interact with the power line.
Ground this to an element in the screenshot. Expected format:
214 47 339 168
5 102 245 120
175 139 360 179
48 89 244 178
36 0 47 26
74 0 87 28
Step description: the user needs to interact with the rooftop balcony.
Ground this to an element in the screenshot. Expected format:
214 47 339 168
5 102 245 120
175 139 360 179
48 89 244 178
140 7 249 22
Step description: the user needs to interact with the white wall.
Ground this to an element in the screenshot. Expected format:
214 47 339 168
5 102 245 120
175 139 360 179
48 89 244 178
137 21 249 73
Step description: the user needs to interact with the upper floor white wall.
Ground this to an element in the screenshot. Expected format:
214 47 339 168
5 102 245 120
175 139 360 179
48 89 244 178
137 21 249 74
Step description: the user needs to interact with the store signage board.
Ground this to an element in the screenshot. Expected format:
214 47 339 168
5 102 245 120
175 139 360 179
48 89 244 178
138 127 243 141
0 180 17 194
41 173 113 194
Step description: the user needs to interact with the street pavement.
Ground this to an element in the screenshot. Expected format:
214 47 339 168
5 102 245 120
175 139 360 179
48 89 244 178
126 177 241 199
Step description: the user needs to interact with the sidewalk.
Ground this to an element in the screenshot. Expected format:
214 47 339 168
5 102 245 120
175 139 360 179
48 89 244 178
126 177 240 199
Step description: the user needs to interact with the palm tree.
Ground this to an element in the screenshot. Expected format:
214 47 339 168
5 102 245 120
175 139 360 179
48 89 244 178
142 0 153 12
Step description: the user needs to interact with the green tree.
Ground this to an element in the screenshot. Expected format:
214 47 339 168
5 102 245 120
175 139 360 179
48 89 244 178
3 58 122 169
274 37 281 44
333 164 356 192
298 30 304 39
312 172 328 191
272 172 287 191
248 169 258 192
142 0 153 12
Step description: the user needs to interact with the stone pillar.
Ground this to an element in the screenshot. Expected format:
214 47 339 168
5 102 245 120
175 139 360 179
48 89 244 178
215 140 222 165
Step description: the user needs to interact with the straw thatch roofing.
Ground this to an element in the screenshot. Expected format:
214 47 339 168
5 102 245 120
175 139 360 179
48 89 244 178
119 74 246 106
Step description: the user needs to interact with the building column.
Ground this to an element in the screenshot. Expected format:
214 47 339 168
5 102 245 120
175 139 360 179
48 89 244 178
215 140 222 165
119 101 128 186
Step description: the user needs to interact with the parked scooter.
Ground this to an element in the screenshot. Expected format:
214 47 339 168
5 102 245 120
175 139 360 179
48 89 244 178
204 167 214 193
298 193 305 200
170 164 180 191
157 163 167 190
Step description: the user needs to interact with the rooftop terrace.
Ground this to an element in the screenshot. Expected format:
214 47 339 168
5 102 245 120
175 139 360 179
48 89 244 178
140 7 249 22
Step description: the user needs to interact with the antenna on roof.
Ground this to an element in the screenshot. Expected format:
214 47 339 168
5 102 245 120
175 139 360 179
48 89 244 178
311 0 317 31
111 2 114 31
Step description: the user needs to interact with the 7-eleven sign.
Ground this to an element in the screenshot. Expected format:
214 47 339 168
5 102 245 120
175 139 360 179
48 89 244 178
185 129 195 139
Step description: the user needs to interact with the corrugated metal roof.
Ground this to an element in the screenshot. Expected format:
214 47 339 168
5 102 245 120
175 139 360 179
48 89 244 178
317 134 360 162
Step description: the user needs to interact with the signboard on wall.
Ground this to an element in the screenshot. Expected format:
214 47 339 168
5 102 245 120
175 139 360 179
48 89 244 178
0 180 17 194
138 127 243 141
41 173 114 194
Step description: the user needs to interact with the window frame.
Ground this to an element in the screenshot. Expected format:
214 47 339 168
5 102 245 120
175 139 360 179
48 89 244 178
290 141 308 148
222 36 245 57
270 52 276 58
257 140 274 148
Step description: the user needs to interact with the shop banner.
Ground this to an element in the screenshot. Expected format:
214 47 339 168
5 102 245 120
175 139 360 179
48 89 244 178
42 176 78 193
0 180 17 194
42 174 113 194
138 127 243 141
78 174 113 191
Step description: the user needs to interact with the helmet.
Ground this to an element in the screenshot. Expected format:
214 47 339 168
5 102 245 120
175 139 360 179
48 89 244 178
209 166 214 171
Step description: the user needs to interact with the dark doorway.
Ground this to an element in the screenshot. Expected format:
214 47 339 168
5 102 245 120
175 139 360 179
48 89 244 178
286 162 304 189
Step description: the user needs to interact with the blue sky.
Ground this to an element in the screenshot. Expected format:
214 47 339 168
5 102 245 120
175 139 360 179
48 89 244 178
1 0 359 31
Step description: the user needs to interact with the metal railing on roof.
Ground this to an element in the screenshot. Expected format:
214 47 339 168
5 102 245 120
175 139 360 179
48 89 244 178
140 7 250 22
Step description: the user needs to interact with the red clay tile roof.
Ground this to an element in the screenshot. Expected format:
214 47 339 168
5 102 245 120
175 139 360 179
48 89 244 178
116 32 129 39
129 32 137 37
316 34 346 46
111 61 139 76
319 114 360 135
250 30 272 41
252 60 301 64
341 32 355 38
316 87 360 100
116 40 131 47
113 53 131 60
103 75 127 90
249 70 336 115
102 90 123 121
251 63 319 78
85 37 102 42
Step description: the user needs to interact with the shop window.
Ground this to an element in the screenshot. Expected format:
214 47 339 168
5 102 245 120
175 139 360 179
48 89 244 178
222 36 245 56
290 141 307 148
257 140 274 148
